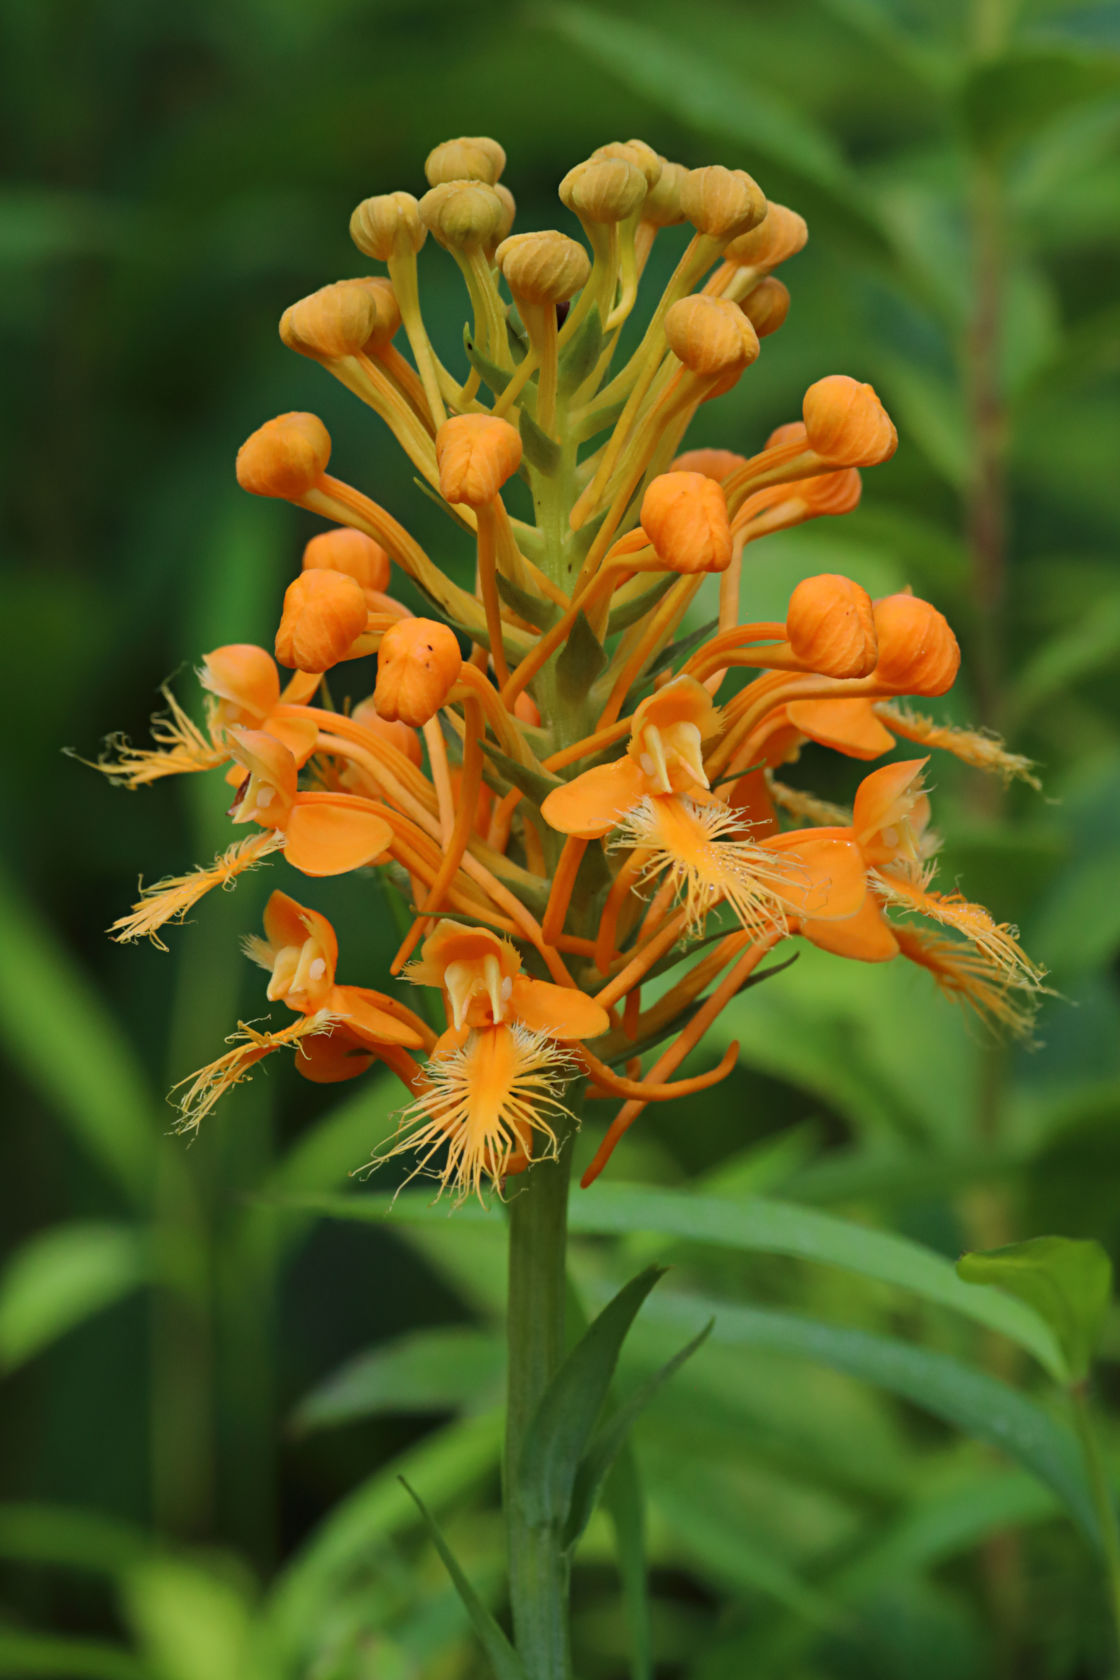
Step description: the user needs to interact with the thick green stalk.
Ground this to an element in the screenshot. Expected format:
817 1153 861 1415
504 1112 577 1679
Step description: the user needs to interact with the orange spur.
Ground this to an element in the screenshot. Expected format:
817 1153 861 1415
90 135 1044 1201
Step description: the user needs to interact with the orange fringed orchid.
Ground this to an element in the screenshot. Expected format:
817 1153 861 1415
92 133 1045 1202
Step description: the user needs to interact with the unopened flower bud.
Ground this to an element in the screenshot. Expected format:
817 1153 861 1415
724 204 808 269
664 294 760 378
349 276 402 349
591 139 663 190
670 447 748 482
873 593 960 696
767 421 808 449
200 645 280 721
803 375 898 467
787 574 878 678
280 281 380 360
641 472 733 574
436 414 522 506
419 181 508 253
496 230 591 304
488 183 516 253
303 529 390 598
375 618 462 726
275 570 369 673
349 191 426 262
642 159 689 227
350 696 424 766
559 157 647 223
424 135 506 187
236 413 330 499
679 165 767 241
801 468 862 517
740 277 789 339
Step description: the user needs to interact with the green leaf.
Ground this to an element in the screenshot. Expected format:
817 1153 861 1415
558 303 604 394
0 1632 144 1680
480 742 563 807
516 1266 666 1529
268 1185 1066 1378
495 568 562 631
518 407 561 475
555 611 607 704
290 1326 503 1434
606 575 676 636
0 1223 149 1371
463 326 515 399
264 1411 502 1660
957 1236 1112 1384
564 1318 713 1546
643 1291 1097 1541
120 1556 255 1680
961 46 1120 159
876 355 970 488
0 1502 147 1575
398 1478 528 1680
0 863 156 1204
1010 591 1120 722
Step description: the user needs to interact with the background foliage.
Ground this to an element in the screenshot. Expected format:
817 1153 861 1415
3 0 1120 1674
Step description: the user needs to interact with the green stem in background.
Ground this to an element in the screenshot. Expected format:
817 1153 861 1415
1071 1382 1120 1664
504 1108 579 1680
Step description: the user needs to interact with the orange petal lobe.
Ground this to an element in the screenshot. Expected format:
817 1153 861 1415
511 977 611 1040
282 800 392 876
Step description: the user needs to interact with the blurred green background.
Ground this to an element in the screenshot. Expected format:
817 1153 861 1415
3 0 1120 1675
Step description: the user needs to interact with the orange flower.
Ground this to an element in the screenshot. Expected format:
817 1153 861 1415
375 618 463 726
176 892 429 1127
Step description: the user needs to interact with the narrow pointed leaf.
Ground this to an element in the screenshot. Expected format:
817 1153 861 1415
495 569 562 631
601 1449 653 1680
399 1478 528 1680
517 1266 666 1527
555 611 607 704
558 303 604 393
564 1318 713 1546
519 407 561 475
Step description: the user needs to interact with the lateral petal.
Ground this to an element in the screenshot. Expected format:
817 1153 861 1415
283 799 392 876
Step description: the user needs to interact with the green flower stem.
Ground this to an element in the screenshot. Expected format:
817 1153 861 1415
1071 1382 1120 1661
504 1109 578 1679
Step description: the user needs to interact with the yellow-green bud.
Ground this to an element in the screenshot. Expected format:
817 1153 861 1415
424 135 506 187
419 181 507 253
664 294 760 377
559 157 647 223
591 139 663 191
488 182 516 255
723 203 809 269
496 230 591 304
641 159 689 227
280 281 380 360
349 191 426 262
679 165 767 241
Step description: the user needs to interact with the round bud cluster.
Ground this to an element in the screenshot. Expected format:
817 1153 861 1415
349 192 426 262
419 181 508 254
740 277 790 339
679 165 767 241
275 570 369 673
640 472 734 574
559 157 647 223
591 139 663 189
436 415 523 507
873 594 960 696
350 697 424 767
424 135 506 187
375 618 463 726
302 530 390 602
803 375 898 467
280 281 380 361
724 204 809 270
236 413 331 500
669 447 749 483
786 574 878 678
496 230 591 304
665 295 760 378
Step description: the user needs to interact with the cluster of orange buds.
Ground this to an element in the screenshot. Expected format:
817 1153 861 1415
95 136 1044 1201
